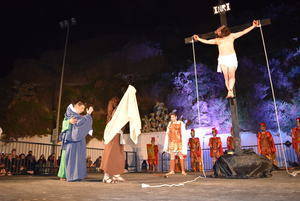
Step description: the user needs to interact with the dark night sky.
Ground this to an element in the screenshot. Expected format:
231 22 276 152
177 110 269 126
1 0 298 77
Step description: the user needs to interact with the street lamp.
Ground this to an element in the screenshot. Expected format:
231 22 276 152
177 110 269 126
52 18 77 144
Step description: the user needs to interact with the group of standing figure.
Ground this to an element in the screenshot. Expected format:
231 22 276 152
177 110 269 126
55 97 300 183
54 19 300 182
56 99 126 183
147 116 300 175
57 85 141 184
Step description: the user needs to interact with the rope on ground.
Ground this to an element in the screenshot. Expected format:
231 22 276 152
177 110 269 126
141 175 205 188
141 39 208 188
258 23 298 177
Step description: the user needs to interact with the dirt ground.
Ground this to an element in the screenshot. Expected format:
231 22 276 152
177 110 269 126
1 171 299 201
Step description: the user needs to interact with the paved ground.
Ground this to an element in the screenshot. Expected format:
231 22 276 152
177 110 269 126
1 171 300 201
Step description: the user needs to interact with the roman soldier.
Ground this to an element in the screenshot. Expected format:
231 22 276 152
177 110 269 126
257 122 277 165
146 137 159 172
292 118 300 163
227 127 234 151
209 128 223 164
188 129 203 171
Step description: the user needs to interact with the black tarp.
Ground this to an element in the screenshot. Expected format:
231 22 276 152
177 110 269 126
213 149 274 178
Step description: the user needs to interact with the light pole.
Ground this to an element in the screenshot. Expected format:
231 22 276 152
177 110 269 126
52 18 76 145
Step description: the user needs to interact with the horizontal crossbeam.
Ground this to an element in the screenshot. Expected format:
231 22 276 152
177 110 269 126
184 18 271 44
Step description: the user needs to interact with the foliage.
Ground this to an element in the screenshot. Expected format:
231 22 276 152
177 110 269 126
166 49 300 135
142 102 171 132
166 64 231 132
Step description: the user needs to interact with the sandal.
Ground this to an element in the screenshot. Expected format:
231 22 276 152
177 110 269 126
103 176 113 183
165 171 175 177
112 175 125 182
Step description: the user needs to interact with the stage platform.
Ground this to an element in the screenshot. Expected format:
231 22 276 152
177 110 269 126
1 171 299 201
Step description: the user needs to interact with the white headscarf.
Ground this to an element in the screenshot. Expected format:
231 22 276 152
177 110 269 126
104 85 141 144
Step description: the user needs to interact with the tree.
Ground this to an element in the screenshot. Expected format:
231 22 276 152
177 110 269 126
167 64 231 132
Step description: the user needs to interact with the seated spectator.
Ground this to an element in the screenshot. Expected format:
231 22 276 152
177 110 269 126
11 149 19 174
47 153 58 174
25 151 36 173
11 149 18 159
36 154 47 174
18 153 33 175
38 154 47 166
48 153 58 167
93 156 102 168
86 156 93 168
93 156 102 173
0 153 6 176
4 154 14 176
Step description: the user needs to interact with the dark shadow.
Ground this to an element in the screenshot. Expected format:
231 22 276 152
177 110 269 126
84 179 102 182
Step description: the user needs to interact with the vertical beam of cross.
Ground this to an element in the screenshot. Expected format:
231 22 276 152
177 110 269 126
218 0 228 26
216 0 242 153
185 2 270 153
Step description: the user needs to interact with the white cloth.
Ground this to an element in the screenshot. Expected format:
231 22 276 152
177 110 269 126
68 104 76 113
217 53 238 73
119 130 125 145
104 85 141 144
163 121 188 156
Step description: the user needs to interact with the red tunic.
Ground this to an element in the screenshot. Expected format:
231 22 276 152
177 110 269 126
292 127 300 152
147 144 159 165
168 123 182 152
257 131 276 155
209 137 223 158
227 136 234 150
188 137 202 159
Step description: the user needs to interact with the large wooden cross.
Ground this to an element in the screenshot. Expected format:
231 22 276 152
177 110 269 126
185 0 271 153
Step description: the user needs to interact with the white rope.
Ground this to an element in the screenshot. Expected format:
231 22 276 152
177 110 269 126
192 39 206 178
141 39 207 188
258 24 297 177
141 175 205 188
191 39 202 127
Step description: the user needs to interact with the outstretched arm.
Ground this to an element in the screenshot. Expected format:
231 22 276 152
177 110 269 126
232 20 260 39
193 35 218 45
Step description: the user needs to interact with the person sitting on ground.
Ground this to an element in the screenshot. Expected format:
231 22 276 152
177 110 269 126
86 156 93 168
25 150 36 174
36 154 47 174
18 153 34 175
93 156 102 170
4 154 14 176
10 149 19 174
0 153 6 176
48 153 58 174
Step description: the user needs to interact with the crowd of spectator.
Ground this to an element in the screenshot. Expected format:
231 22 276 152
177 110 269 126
0 149 102 176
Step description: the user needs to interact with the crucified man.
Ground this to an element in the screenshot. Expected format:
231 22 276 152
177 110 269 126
193 20 260 98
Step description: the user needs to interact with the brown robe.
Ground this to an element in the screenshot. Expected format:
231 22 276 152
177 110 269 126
100 134 125 175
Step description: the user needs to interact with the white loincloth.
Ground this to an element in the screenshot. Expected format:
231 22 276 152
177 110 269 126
217 53 238 73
